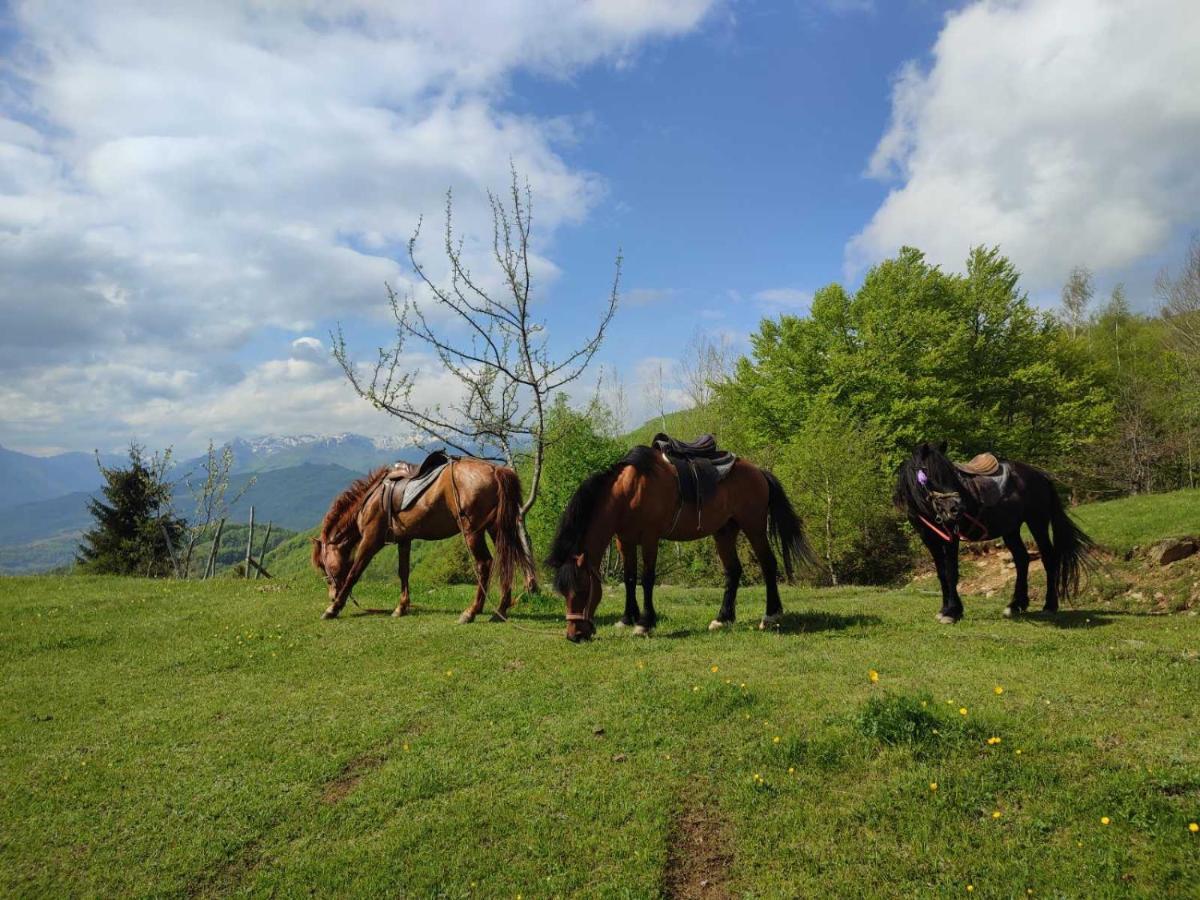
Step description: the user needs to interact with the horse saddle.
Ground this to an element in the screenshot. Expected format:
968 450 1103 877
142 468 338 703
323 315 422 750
380 449 451 516
651 432 737 510
954 452 1001 477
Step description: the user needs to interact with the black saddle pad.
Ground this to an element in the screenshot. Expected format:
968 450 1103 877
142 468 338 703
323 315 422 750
650 433 737 507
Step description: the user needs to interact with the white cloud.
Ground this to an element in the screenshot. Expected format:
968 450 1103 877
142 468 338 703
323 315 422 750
752 287 813 310
0 0 718 453
848 0 1200 290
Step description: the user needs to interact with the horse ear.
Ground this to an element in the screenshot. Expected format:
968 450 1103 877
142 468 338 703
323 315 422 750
937 440 948 455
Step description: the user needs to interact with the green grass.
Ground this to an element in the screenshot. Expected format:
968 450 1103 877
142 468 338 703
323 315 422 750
2 574 1198 897
1073 488 1200 555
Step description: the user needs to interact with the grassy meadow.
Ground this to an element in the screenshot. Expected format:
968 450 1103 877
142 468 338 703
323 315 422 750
2 495 1199 897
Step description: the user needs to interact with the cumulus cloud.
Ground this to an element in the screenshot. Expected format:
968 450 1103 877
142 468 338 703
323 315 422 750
848 0 1200 290
0 0 717 453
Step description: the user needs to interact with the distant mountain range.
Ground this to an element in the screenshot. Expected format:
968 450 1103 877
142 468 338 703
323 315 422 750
0 433 440 574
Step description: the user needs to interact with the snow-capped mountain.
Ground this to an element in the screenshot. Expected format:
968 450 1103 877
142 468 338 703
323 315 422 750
209 433 433 474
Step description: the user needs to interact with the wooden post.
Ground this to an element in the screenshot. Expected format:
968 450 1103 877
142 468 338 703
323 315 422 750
254 521 273 579
204 517 226 579
244 506 255 580
160 522 182 578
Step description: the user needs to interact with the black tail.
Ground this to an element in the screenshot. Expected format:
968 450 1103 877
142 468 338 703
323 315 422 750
763 470 815 582
1047 485 1097 601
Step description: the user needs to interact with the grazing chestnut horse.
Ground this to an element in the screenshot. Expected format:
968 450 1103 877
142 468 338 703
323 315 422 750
547 445 813 641
895 441 1096 623
312 458 534 622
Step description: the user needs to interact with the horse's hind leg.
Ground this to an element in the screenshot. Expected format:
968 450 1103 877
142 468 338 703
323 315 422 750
744 527 783 629
391 540 412 618
1001 531 1029 618
489 525 515 622
1027 518 1059 614
457 530 493 625
709 523 742 631
615 537 640 628
633 540 659 636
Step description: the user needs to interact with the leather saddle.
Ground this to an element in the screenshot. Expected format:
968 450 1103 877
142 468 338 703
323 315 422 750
379 449 452 520
954 452 1001 477
651 433 737 518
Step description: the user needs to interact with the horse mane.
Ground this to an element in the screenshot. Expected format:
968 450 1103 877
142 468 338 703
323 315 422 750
318 465 389 547
546 445 658 596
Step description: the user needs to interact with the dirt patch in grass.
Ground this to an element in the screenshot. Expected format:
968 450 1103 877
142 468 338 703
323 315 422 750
663 795 733 899
321 751 386 804
186 836 266 898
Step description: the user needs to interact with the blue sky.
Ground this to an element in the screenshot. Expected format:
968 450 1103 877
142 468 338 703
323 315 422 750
2 0 1197 455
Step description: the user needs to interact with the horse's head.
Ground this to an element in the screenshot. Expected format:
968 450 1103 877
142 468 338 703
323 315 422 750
906 441 966 530
554 553 597 642
311 535 354 601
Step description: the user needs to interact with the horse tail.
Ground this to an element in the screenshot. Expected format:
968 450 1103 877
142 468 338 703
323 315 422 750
493 466 535 591
763 469 815 582
1047 482 1097 601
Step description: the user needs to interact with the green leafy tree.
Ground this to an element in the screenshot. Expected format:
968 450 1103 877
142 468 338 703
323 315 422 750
717 246 1109 470
78 444 186 576
774 406 910 585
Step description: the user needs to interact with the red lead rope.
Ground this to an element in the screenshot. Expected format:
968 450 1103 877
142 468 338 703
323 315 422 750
919 512 991 543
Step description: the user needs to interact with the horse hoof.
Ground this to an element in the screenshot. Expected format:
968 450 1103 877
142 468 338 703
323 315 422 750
321 609 338 620
1002 606 1014 618
457 612 475 625
632 624 651 636
613 619 628 629
935 613 960 625
759 613 783 630
708 619 730 631
489 612 508 623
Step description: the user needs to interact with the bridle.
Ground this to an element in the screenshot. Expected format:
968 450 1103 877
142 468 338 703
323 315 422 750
915 469 990 543
564 558 603 631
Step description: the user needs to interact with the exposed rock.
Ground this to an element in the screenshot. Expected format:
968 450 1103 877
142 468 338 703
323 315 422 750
1150 538 1199 566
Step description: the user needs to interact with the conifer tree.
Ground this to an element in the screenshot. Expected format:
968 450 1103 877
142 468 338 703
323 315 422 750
78 444 185 576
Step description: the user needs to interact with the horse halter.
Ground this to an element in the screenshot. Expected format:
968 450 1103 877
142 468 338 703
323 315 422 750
564 558 603 626
916 468 989 542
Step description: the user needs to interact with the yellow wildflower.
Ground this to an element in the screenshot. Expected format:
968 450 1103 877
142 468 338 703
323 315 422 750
992 811 1002 819
1188 822 1198 833
994 686 1004 695
868 669 879 683
959 707 968 716
711 665 719 673
930 782 938 791
1100 816 1111 826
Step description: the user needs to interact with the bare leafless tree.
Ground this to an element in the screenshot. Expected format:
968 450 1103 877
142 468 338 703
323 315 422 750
1157 234 1200 361
180 441 253 577
677 328 735 409
1060 265 1094 338
332 168 620 579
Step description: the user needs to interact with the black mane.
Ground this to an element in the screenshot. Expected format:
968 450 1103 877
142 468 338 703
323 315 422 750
546 445 658 596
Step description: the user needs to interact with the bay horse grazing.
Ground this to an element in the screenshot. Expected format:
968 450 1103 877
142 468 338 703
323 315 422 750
895 441 1096 624
546 444 813 642
312 457 535 623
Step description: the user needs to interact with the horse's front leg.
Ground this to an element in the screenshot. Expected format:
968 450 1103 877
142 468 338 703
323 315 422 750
938 537 964 624
391 540 412 617
457 530 492 624
917 526 954 624
633 540 659 636
614 537 640 628
323 538 382 619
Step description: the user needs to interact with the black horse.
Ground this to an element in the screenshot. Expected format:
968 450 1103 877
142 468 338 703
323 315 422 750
895 442 1095 623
